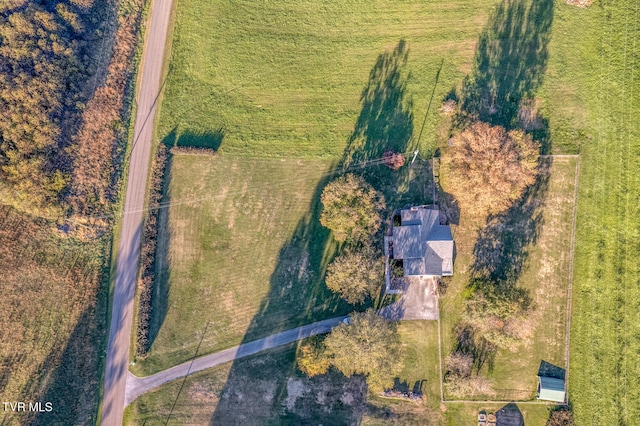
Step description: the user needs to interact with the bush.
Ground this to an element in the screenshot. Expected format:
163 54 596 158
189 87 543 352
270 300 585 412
445 352 473 378
382 150 405 170
547 407 574 426
136 145 168 357
297 339 330 377
320 174 385 243
440 99 458 115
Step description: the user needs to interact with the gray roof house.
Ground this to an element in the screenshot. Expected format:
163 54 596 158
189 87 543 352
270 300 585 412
537 376 566 403
384 206 454 294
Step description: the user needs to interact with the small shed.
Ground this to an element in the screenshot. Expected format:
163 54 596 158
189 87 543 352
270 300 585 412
537 376 566 402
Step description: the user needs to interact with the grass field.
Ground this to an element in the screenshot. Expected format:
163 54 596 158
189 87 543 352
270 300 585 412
127 323 445 425
133 0 640 423
159 0 507 159
133 154 350 375
562 0 640 424
0 206 109 425
126 321 550 425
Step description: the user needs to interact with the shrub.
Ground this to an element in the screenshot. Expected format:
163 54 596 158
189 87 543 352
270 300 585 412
297 339 330 377
547 407 575 426
440 99 458 115
324 310 403 392
382 150 406 170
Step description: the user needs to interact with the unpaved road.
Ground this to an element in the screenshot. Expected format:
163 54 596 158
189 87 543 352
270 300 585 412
100 0 174 424
124 317 348 406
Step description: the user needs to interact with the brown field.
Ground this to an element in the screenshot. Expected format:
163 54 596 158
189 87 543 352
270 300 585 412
0 206 108 425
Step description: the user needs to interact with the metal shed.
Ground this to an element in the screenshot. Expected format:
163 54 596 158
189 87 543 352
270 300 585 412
537 376 566 402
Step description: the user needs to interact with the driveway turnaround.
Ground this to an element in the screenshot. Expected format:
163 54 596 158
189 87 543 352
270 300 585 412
101 0 174 424
125 316 348 406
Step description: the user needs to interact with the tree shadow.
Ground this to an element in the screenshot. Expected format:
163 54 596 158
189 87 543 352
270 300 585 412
538 360 566 381
447 0 555 376
344 39 414 168
175 128 224 151
456 0 554 132
454 324 497 374
207 41 416 425
471 157 551 287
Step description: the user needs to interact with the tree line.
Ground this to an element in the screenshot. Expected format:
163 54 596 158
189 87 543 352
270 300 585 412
0 0 142 223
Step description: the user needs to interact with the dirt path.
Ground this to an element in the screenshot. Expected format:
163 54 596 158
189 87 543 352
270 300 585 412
100 0 174 424
124 316 348 406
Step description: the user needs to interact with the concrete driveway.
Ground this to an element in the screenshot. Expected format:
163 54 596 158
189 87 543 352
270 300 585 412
378 277 439 320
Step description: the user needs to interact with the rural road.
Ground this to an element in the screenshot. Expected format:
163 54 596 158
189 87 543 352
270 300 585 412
100 0 174 424
124 317 348 406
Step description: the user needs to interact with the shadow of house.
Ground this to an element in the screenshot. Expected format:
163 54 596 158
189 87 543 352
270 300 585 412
538 360 566 381
208 40 417 425
496 403 524 426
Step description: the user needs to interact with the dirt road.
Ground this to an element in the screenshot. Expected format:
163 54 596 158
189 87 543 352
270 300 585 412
124 317 348 406
100 0 174 424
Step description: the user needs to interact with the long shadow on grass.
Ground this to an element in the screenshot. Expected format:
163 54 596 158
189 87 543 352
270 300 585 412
455 0 553 152
205 41 415 425
147 127 223 351
448 0 554 382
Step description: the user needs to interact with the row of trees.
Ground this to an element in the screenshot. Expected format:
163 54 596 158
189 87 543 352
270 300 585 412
0 0 142 223
297 310 403 392
320 174 386 304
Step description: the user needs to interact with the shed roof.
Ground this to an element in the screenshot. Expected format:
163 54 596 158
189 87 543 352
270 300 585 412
538 376 566 402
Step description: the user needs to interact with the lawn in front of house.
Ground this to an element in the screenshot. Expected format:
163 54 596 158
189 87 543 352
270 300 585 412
132 154 354 375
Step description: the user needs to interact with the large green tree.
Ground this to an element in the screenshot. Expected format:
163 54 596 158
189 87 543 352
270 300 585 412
443 121 539 216
320 174 385 243
325 248 383 304
323 310 402 392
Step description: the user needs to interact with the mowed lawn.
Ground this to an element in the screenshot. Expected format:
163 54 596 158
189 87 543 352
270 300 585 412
134 154 351 375
158 0 502 159
564 0 640 424
439 157 578 401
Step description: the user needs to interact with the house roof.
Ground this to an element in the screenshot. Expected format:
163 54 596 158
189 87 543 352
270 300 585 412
391 207 454 276
538 376 566 402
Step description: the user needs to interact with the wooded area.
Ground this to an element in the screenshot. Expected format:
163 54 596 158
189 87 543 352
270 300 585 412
0 0 141 221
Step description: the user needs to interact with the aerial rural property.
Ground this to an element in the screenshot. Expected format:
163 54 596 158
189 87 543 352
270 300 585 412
0 0 638 425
